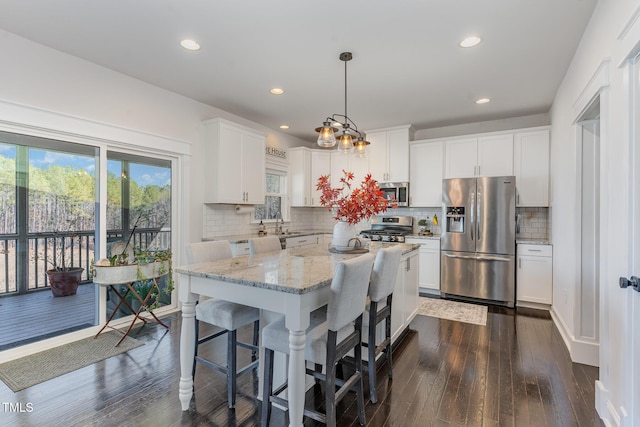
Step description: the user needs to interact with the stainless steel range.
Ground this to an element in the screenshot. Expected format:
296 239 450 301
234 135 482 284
359 215 413 243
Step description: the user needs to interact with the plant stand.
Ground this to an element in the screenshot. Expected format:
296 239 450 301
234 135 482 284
92 261 170 346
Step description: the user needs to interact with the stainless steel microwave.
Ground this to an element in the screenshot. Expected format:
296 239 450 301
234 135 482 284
379 182 409 207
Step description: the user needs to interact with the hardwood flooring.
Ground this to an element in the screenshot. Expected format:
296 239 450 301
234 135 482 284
0 305 603 427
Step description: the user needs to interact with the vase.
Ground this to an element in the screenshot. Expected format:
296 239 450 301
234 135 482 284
46 268 84 297
332 221 357 248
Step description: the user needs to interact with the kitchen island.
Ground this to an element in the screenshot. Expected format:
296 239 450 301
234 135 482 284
175 242 419 427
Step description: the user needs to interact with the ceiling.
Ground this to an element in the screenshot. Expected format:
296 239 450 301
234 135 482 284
0 1 597 143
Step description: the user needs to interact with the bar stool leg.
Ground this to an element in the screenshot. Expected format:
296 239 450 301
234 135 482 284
227 330 237 408
261 348 274 427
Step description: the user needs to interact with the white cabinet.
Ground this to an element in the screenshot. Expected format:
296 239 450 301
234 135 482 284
365 125 414 182
330 151 369 188
203 118 266 204
289 148 331 207
230 242 251 257
444 134 513 178
445 137 477 178
409 140 443 207
285 235 319 249
390 249 419 343
517 244 553 306
515 130 549 207
406 238 440 294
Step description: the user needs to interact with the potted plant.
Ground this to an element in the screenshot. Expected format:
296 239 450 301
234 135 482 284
44 230 84 297
92 247 173 312
317 170 396 248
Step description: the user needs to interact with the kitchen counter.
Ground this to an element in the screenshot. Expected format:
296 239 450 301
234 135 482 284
406 233 441 240
516 238 551 245
176 241 420 421
176 241 419 294
202 230 332 244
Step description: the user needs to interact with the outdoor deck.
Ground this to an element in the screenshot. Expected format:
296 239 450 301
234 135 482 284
0 284 96 351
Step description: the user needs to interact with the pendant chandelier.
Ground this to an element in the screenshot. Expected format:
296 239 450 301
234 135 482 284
315 52 370 155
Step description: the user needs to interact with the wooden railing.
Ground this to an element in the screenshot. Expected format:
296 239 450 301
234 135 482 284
0 228 171 296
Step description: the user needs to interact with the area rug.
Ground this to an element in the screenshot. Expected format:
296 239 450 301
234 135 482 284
0 332 143 392
417 297 488 326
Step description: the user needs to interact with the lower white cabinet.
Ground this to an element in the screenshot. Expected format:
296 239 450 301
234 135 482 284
285 235 319 249
390 250 419 343
517 244 553 306
405 238 440 294
230 242 250 257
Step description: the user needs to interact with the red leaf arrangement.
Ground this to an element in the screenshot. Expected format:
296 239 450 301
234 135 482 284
316 170 397 225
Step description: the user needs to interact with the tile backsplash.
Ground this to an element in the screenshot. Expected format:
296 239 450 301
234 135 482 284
203 204 549 240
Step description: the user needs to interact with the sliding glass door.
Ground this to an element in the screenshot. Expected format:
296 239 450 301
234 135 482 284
105 152 172 320
0 131 174 349
0 132 98 350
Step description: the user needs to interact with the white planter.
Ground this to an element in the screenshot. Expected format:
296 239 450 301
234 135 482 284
332 221 357 248
92 260 169 285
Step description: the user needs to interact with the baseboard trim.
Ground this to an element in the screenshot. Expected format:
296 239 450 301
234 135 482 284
550 306 599 366
596 379 626 427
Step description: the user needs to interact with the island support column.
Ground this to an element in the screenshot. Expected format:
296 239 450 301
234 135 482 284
179 293 197 410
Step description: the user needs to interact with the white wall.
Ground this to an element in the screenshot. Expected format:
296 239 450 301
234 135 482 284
549 0 640 424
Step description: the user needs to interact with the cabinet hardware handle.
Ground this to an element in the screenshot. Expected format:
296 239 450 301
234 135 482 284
519 257 521 268
528 249 542 252
478 166 481 176
619 276 640 292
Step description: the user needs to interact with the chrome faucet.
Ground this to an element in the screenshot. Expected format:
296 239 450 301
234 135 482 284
274 212 283 234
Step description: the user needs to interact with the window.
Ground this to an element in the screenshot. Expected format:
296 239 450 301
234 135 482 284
254 169 287 222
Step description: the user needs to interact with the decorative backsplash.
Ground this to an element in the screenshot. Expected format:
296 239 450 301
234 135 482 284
203 204 549 240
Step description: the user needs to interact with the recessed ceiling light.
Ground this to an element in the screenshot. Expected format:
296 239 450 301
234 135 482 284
476 98 491 104
460 36 482 48
180 39 200 51
279 125 289 129
270 88 285 95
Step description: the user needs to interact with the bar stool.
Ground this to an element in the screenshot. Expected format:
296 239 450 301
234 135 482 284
363 245 403 404
186 240 260 408
249 236 283 254
261 253 375 427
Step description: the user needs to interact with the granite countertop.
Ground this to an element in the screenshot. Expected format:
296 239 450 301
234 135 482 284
405 234 441 241
175 242 419 295
203 230 332 244
516 238 551 245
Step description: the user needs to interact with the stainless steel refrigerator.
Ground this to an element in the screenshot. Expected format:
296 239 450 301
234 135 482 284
440 176 516 307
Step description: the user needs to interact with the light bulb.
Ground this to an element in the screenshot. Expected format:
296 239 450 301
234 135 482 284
317 122 337 147
337 134 354 153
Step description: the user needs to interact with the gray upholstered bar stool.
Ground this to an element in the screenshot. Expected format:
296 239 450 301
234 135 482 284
186 240 260 408
261 253 375 427
362 245 403 404
248 235 283 254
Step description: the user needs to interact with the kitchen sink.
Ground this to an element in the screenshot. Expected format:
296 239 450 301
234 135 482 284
275 231 303 236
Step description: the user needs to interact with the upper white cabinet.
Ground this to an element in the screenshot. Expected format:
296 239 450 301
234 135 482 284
289 147 331 207
445 134 513 178
409 140 443 207
330 151 369 188
365 125 414 182
444 137 477 178
514 130 549 207
203 118 265 204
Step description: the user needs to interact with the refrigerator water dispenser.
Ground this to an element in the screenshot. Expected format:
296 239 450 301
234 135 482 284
446 207 465 233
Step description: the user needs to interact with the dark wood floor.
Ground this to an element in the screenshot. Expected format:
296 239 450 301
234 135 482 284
0 305 603 427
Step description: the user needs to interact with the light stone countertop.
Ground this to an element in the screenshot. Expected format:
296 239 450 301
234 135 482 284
175 242 419 295
203 230 332 244
516 238 551 245
405 234 441 241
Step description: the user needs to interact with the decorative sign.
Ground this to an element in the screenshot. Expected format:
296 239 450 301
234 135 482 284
265 146 287 159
